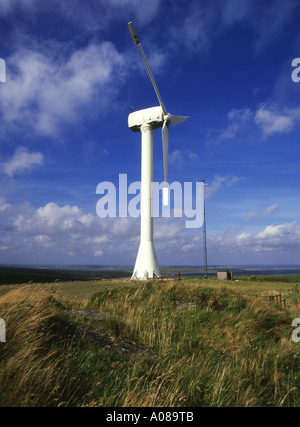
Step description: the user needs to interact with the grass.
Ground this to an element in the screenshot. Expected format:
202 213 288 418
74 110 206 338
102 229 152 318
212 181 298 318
0 277 299 407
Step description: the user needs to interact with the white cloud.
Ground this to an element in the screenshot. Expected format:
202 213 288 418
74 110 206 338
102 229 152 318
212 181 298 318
221 0 251 26
213 104 300 142
4 200 140 262
220 108 252 140
0 198 11 212
0 195 299 265
0 0 36 15
94 235 109 244
37 203 84 228
215 221 300 255
251 0 298 53
110 0 161 24
0 41 125 136
219 0 298 53
245 204 279 221
206 175 241 199
170 3 216 52
168 0 298 55
254 106 298 137
256 222 295 240
1 146 44 177
154 221 183 240
169 149 199 167
0 0 161 26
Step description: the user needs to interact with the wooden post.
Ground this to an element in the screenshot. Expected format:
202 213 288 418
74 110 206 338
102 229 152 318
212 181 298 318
178 272 181 281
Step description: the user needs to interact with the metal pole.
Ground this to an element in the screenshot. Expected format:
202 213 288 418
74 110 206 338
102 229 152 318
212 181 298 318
201 179 208 277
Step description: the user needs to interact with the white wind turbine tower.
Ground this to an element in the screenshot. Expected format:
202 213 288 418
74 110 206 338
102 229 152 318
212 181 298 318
128 22 188 280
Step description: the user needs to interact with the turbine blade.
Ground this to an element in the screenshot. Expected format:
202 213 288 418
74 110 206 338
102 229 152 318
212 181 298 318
128 22 167 116
162 120 169 206
169 115 189 126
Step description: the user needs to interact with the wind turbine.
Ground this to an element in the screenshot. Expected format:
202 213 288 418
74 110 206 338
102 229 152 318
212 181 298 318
128 22 188 280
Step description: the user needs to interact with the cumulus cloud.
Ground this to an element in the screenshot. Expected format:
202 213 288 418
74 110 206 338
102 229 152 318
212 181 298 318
255 106 300 137
36 203 86 228
0 41 125 136
211 104 300 143
237 222 300 253
0 146 44 177
201 221 300 265
0 198 193 263
3 200 140 263
157 219 300 264
0 195 299 265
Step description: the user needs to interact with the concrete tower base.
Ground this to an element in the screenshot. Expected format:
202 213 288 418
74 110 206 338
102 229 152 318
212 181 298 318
131 241 161 280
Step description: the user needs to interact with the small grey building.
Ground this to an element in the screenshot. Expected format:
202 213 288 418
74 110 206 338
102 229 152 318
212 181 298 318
217 271 233 281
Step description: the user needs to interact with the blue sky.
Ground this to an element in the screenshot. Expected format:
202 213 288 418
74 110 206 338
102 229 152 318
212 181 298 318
0 0 300 267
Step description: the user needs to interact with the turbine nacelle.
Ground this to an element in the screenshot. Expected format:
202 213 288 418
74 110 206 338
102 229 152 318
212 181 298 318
128 106 188 133
128 106 164 132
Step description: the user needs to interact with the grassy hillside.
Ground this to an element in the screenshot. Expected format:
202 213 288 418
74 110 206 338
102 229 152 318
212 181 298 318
0 278 299 407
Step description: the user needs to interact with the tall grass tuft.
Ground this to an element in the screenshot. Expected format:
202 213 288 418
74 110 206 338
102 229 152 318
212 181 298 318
89 280 300 407
0 286 87 406
0 280 299 407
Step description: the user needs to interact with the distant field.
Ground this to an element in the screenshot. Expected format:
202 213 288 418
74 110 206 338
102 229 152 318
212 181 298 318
0 275 299 407
0 266 132 285
1 265 300 285
0 273 299 305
